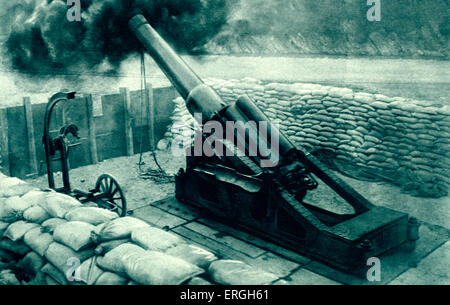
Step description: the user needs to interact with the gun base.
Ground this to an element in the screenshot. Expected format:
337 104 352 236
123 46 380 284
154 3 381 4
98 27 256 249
175 157 412 277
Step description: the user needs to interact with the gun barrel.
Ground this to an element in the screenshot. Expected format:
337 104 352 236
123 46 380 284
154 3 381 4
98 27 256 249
129 15 226 122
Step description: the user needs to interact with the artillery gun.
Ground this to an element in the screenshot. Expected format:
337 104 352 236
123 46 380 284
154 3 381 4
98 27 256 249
129 14 419 276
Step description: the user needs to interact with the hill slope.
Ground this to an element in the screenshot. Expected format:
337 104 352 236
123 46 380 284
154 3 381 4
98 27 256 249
205 0 449 58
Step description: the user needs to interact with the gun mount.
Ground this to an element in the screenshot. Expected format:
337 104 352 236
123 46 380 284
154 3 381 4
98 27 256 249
129 14 419 276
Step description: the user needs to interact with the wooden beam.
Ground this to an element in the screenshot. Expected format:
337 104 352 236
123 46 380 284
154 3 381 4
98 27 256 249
146 83 155 151
120 88 134 156
23 97 38 177
85 94 98 164
0 108 10 176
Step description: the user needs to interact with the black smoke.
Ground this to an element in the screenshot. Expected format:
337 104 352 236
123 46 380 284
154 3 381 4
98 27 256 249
4 0 229 74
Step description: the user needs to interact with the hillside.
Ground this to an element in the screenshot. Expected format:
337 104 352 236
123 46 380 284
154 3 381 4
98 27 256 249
204 0 449 58
0 0 448 66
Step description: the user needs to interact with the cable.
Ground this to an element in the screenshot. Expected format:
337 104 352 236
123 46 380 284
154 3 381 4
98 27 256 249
137 49 146 172
136 51 174 184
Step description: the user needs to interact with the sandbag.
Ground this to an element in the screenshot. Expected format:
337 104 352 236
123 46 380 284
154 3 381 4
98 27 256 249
44 242 94 275
41 218 68 234
17 252 45 276
45 275 60 285
0 196 34 222
0 238 31 256
23 227 54 256
0 248 16 262
124 250 204 285
131 226 185 251
23 205 51 224
0 184 38 198
94 272 128 285
94 239 129 256
41 263 68 285
40 192 82 218
53 221 96 252
6 196 34 212
187 277 213 285
208 260 279 285
78 257 104 285
0 221 8 233
26 271 46 285
96 243 146 275
92 222 106 235
92 217 150 242
65 207 118 225
3 221 39 242
166 244 217 269
0 177 25 189
0 270 21 285
21 190 50 206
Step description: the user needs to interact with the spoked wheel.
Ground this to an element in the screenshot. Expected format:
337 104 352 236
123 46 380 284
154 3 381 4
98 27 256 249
95 174 127 217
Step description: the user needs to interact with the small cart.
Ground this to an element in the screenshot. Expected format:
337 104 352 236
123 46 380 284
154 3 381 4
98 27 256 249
43 92 127 216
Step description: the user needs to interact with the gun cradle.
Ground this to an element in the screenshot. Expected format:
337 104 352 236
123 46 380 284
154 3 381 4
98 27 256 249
175 151 410 276
129 14 418 276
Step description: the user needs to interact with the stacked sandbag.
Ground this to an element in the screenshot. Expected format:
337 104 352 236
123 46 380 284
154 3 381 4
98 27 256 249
208 260 279 285
93 221 208 285
0 178 45 284
162 78 450 198
0 174 285 285
158 97 197 153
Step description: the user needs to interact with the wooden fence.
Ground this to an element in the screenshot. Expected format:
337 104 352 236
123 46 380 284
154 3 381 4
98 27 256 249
0 85 178 179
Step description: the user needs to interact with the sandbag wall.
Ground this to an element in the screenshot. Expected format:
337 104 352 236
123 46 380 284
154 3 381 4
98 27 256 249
0 173 282 285
161 78 450 198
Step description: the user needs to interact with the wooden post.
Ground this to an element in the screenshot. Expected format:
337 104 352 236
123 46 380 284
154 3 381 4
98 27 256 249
0 108 10 176
85 94 98 164
146 83 155 151
120 88 134 156
23 97 38 177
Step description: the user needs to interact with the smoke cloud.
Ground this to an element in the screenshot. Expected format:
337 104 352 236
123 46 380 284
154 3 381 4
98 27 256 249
4 0 229 75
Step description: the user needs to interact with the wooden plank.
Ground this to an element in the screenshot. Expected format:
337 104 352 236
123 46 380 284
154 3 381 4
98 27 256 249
132 205 188 230
120 88 134 156
94 94 123 134
23 97 38 177
197 217 311 265
183 221 266 258
6 105 29 178
150 196 199 221
250 252 301 278
0 108 10 176
85 94 98 164
172 225 293 280
152 196 310 264
146 83 155 151
171 225 260 263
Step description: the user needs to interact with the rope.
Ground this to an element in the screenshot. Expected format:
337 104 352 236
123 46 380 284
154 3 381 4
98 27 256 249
137 50 146 172
136 50 174 184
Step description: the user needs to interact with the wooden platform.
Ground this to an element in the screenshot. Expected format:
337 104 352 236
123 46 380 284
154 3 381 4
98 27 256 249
132 196 450 285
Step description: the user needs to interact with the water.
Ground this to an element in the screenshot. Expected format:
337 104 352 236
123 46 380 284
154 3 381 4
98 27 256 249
1 55 449 106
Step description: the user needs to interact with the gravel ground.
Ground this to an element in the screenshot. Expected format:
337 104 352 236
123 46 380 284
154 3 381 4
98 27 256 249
26 150 185 213
25 149 450 230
